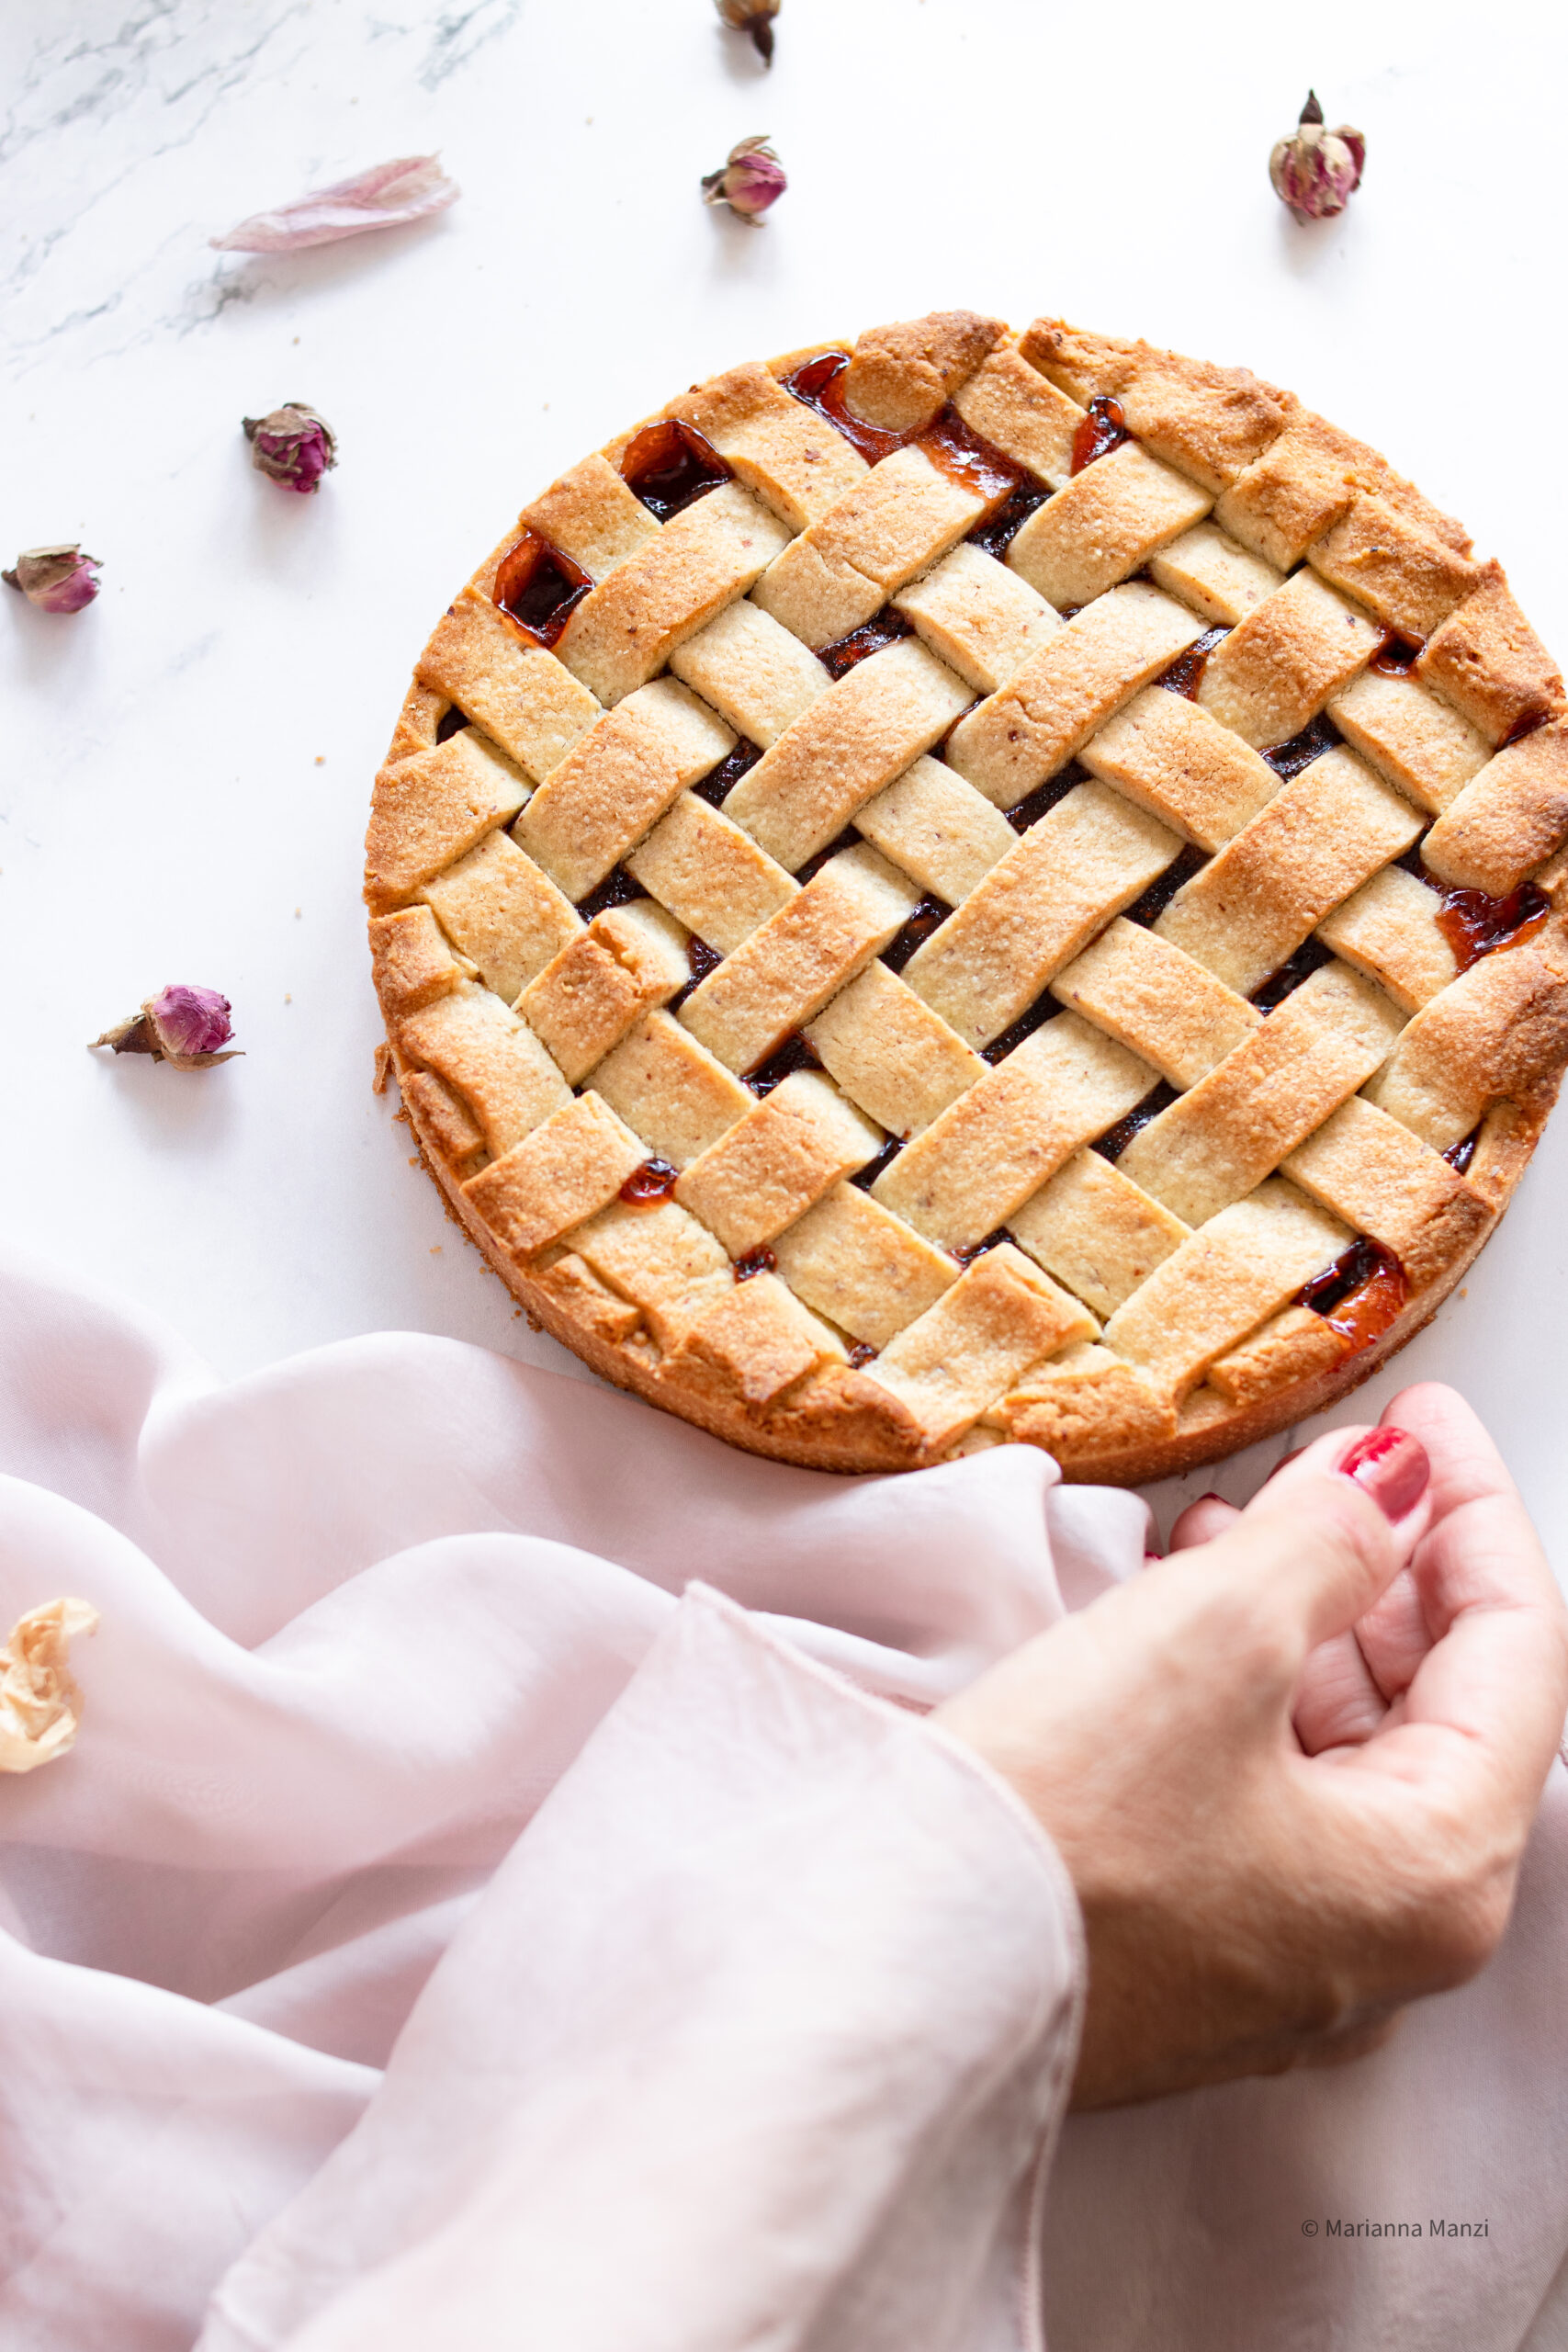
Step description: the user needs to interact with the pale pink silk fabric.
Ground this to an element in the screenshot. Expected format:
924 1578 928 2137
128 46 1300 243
0 1244 1565 2352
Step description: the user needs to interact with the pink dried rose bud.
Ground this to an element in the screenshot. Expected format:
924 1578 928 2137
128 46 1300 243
92 985 241 1069
715 0 780 65
243 402 338 493
211 155 459 253
701 135 786 222
3 544 101 613
1269 91 1365 221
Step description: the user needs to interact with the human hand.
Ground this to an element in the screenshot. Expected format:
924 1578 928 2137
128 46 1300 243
934 1384 1568 2109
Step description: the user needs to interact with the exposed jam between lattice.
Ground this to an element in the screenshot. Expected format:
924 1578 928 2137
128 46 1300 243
818 612 913 680
1156 627 1229 700
575 865 647 919
1297 1239 1409 1353
744 1032 823 1095
1093 1082 1180 1163
620 419 732 520
1262 711 1342 781
494 532 592 646
1070 395 1130 474
981 992 1062 1065
1434 881 1550 970
1251 937 1335 1011
619 1158 679 1205
693 739 761 808
882 894 950 973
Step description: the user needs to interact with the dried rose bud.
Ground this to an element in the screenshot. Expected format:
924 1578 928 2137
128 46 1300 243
701 135 786 223
92 984 241 1069
715 0 780 64
1269 91 1365 221
3 544 101 613
243 402 338 493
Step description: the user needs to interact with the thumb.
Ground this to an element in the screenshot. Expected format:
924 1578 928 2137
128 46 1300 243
1184 1460 1418 1670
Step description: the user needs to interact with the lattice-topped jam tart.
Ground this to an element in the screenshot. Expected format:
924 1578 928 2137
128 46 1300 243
367 311 1568 1482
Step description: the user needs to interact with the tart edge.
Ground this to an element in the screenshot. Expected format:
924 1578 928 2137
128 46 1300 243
368 315 1568 1486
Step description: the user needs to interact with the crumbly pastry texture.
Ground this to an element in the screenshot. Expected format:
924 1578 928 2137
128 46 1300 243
367 312 1568 1482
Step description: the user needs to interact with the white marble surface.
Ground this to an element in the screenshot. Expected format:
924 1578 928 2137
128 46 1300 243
3 0 1565 1551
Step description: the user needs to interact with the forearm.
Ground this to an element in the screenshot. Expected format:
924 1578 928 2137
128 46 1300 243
204 1589 1083 2352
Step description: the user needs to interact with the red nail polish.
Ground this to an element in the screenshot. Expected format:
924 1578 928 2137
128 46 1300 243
1338 1426 1429 1521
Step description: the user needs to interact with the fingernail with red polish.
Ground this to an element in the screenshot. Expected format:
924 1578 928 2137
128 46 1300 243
1338 1427 1430 1521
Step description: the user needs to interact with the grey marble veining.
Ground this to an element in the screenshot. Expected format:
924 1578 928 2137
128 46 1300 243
1 0 525 379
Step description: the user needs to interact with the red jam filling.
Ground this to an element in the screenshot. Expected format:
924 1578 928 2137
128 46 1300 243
1297 1239 1408 1353
1261 712 1341 781
980 992 1062 1066
670 935 722 1012
743 1032 823 1095
1156 627 1229 700
574 866 647 919
952 1227 1011 1268
1370 634 1421 676
818 611 913 679
494 532 592 647
967 484 1049 560
1434 880 1550 970
1124 843 1207 927
1092 1081 1179 1163
881 894 950 974
783 352 1040 523
792 827 863 887
693 739 761 808
619 418 731 520
1249 937 1335 1012
784 352 908 465
733 1245 778 1282
1070 395 1130 474
919 406 1030 507
1006 763 1089 836
619 1159 680 1205
851 1135 903 1191
789 350 911 460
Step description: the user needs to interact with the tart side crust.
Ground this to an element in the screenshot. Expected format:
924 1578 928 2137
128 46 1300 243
369 316 1568 1485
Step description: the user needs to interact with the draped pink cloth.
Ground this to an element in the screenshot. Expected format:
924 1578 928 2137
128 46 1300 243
1 1244 1565 2350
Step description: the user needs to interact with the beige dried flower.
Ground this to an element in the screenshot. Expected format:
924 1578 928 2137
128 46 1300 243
0 1600 99 1774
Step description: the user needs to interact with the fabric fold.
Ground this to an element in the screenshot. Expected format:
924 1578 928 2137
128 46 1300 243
200 1590 1083 2352
1 1244 1565 2352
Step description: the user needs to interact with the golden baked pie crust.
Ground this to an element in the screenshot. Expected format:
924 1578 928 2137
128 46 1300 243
367 313 1568 1481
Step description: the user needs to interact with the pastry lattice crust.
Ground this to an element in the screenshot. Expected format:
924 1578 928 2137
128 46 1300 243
367 312 1568 1482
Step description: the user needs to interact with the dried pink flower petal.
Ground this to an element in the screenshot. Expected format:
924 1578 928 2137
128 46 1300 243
715 0 780 64
1269 91 1365 222
3 544 101 613
92 985 241 1069
210 154 460 254
701 135 787 222
243 403 338 494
